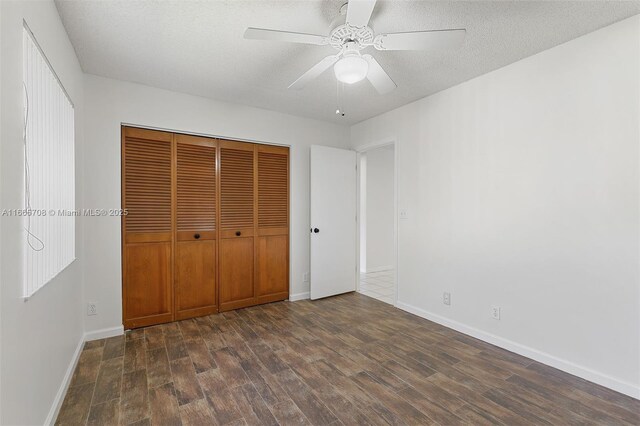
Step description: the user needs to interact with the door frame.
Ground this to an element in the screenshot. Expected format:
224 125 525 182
354 139 398 307
121 122 292 149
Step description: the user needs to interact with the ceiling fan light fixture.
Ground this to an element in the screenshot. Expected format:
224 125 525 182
245 0 465 95
333 55 369 84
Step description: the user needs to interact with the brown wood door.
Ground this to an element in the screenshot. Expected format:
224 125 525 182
123 127 289 325
256 145 290 303
174 134 218 320
122 127 174 328
218 140 256 311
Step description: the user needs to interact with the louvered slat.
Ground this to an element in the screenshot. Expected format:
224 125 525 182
220 147 254 229
177 143 216 231
124 138 172 233
258 152 288 228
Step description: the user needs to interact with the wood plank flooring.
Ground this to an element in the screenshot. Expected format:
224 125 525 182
56 293 640 425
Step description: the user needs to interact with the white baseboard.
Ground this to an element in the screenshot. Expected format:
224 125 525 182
44 336 84 425
289 292 310 301
45 325 125 425
396 301 640 400
363 265 394 273
85 325 125 342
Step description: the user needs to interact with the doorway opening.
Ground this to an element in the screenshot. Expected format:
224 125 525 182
357 143 397 305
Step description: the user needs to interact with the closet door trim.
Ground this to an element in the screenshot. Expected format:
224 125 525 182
120 124 290 149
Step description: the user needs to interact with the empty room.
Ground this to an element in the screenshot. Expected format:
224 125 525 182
1 0 639 425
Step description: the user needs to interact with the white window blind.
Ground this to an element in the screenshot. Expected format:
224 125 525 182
22 25 75 298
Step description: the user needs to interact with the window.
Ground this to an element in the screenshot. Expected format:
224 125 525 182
22 24 75 298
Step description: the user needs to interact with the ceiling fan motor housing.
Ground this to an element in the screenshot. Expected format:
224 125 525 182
329 24 375 50
329 4 374 51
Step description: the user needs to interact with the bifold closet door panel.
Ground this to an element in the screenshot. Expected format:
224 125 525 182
125 243 172 324
219 237 254 310
256 145 290 303
256 235 288 302
218 140 256 311
175 134 218 319
122 127 174 329
176 241 216 319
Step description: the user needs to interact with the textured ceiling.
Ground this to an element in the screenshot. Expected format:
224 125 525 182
55 1 640 125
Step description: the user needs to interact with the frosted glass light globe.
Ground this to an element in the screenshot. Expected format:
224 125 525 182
334 55 368 84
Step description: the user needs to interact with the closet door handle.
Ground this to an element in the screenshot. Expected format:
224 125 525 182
235 231 242 236
313 228 320 233
194 233 200 239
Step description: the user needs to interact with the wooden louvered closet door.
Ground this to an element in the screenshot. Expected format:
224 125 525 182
256 145 290 303
122 127 174 329
218 140 256 311
174 134 218 320
123 126 289 327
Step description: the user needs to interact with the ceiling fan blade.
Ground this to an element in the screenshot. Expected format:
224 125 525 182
244 27 328 45
288 55 340 90
374 29 466 51
346 0 377 28
363 55 396 95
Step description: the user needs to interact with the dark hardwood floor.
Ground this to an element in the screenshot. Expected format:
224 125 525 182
56 293 640 425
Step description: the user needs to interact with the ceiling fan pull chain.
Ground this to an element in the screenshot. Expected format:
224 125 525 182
336 81 346 117
335 80 340 115
336 80 341 116
341 82 346 117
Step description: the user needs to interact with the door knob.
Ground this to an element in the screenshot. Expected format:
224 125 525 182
313 228 319 233
235 231 242 236
194 233 200 239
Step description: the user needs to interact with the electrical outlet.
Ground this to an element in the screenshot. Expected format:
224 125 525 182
491 305 501 320
303 272 309 282
399 209 409 220
87 303 97 316
443 292 451 306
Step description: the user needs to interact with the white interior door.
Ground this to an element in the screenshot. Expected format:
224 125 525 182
310 145 357 300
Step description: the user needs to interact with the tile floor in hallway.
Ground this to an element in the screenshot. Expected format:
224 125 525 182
359 269 395 305
55 293 639 426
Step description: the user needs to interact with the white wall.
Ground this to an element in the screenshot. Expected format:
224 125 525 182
82 74 350 333
364 146 394 272
359 155 367 272
0 1 85 424
351 15 640 398
0 2 3 418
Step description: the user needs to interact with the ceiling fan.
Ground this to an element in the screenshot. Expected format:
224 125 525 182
243 0 466 94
